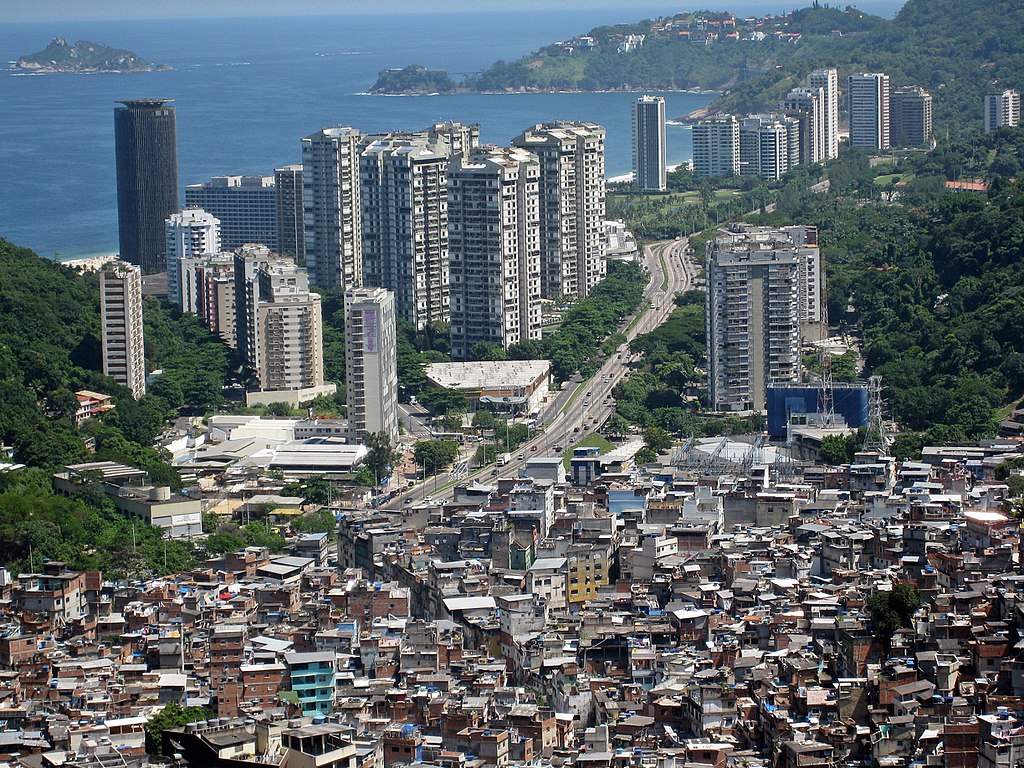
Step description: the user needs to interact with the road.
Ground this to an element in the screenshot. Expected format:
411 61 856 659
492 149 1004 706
381 235 698 512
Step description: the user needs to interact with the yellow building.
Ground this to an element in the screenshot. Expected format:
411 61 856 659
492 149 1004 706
567 544 611 604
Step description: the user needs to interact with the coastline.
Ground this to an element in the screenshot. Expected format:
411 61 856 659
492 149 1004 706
8 66 166 75
367 86 720 97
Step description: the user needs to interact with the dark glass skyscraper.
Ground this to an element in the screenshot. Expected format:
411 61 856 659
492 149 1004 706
115 99 179 272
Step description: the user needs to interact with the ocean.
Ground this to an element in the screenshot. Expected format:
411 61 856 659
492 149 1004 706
0 2 906 260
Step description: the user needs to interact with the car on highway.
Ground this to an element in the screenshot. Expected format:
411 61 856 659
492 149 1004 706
573 427 580 433
553 444 563 452
404 497 413 504
491 469 499 475
518 453 525 460
530 445 538 451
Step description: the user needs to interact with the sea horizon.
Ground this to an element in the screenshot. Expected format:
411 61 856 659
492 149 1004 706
1 2 905 259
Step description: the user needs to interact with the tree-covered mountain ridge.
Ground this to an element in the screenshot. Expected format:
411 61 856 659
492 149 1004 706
374 0 1022 132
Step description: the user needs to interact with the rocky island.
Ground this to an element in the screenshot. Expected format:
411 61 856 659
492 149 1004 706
370 64 458 95
12 37 163 74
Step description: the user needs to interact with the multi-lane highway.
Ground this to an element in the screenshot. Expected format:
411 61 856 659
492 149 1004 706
381 235 698 511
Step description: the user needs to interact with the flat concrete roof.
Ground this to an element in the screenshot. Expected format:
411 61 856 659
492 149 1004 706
425 360 551 390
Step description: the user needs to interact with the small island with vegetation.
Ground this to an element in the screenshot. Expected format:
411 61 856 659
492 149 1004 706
370 64 457 94
12 37 165 74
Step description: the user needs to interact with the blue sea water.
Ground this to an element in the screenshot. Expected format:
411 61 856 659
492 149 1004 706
0 3 905 259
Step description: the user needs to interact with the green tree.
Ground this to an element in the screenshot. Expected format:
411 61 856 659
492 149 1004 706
351 466 376 487
243 521 285 553
291 509 337 534
635 446 658 464
469 342 508 361
642 425 672 454
282 476 336 505
819 434 850 465
418 387 468 416
867 583 920 654
413 439 460 473
264 401 294 417
144 703 214 756
204 531 246 555
472 410 496 429
362 430 400 483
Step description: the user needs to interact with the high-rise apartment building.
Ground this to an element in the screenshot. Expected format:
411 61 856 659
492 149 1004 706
807 68 840 159
195 256 236 348
782 87 826 165
693 116 741 178
891 86 933 147
114 99 180 273
738 115 792 180
233 244 276 379
100 262 146 399
359 132 450 329
255 259 326 396
632 95 667 191
848 73 891 149
512 121 607 300
984 89 1021 133
274 164 305 262
302 126 364 290
448 146 542 360
165 208 221 311
427 121 480 157
344 287 399 444
233 245 330 403
706 225 822 412
184 175 277 252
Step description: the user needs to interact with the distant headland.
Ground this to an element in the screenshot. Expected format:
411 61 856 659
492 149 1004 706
11 37 168 74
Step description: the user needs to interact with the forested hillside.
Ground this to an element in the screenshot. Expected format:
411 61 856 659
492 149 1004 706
0 239 243 576
447 0 1023 133
0 239 235 474
748 131 1024 451
713 0 1024 132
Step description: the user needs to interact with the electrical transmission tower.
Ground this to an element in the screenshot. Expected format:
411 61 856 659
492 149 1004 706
817 276 835 429
863 376 887 452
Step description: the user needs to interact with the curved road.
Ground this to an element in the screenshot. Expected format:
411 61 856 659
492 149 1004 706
383 235 699 512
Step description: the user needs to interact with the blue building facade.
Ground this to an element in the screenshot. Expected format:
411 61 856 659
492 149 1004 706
766 383 869 438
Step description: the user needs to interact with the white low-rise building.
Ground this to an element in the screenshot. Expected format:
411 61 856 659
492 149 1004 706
425 360 551 414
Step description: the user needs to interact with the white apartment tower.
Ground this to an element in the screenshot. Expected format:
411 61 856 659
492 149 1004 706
359 132 451 329
302 126 364 290
100 262 146 399
706 225 822 412
632 95 667 191
165 207 221 311
427 121 480 157
512 121 607 300
782 86 826 165
848 73 891 149
738 116 790 180
447 146 542 360
807 68 840 159
255 258 326 396
233 244 329 401
344 287 399 444
985 90 1021 133
693 115 741 178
